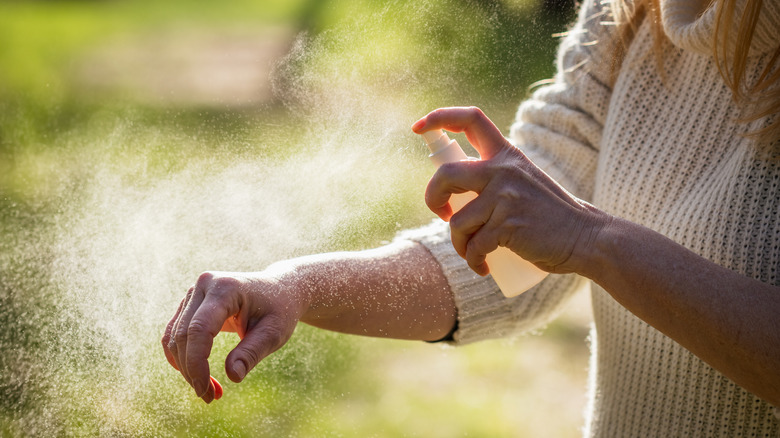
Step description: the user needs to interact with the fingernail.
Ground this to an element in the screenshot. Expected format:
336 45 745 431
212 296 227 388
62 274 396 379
233 360 247 381
411 119 425 132
212 377 223 400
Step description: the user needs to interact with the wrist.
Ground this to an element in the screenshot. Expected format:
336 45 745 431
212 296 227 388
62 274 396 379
263 259 315 322
568 210 618 282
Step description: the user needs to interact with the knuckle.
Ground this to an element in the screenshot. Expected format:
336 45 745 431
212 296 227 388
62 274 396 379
196 271 214 287
208 277 242 304
423 188 435 206
498 221 525 250
470 229 495 254
468 106 485 120
466 234 484 254
437 162 463 185
188 318 216 338
213 276 241 293
502 214 526 231
449 212 466 231
495 185 521 203
208 285 229 301
173 326 188 344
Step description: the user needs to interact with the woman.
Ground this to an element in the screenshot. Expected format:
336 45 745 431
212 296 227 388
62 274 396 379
162 0 780 435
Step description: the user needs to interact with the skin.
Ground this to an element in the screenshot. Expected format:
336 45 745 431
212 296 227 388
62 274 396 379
162 242 455 404
162 106 779 407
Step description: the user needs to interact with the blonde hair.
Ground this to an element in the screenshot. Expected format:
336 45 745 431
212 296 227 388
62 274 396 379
612 0 780 147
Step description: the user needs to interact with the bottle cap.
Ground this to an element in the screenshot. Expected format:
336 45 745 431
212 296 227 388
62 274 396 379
421 129 468 166
421 129 451 154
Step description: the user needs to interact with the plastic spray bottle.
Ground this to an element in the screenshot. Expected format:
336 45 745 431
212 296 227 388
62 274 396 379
421 129 548 297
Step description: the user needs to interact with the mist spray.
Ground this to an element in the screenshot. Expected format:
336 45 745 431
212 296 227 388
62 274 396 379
421 129 548 297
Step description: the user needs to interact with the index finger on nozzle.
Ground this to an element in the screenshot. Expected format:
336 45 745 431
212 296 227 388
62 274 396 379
412 107 508 159
412 107 475 134
412 109 461 135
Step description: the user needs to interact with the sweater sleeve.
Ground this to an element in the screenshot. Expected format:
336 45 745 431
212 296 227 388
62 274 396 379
401 221 588 345
404 0 619 345
512 0 617 203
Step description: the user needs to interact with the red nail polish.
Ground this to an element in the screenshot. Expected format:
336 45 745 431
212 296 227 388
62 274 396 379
211 376 223 400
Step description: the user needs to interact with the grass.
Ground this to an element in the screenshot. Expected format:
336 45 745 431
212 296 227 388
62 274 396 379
0 0 587 436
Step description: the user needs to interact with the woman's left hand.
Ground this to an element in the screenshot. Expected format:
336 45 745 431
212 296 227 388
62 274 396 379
413 106 610 276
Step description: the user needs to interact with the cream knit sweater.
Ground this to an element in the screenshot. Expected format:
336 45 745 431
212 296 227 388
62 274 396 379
407 0 780 436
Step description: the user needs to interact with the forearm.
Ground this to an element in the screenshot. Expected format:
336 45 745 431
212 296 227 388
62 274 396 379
268 240 457 342
579 216 780 405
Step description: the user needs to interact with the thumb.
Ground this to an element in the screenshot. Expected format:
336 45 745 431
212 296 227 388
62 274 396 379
225 315 290 383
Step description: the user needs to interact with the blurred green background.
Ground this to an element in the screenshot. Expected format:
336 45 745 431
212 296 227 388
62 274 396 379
0 0 593 436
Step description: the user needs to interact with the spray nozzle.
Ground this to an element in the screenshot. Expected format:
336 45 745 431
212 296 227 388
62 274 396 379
421 129 453 154
419 129 469 167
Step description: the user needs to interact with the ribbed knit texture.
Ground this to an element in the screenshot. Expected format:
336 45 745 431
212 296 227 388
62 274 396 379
406 0 780 436
400 221 588 344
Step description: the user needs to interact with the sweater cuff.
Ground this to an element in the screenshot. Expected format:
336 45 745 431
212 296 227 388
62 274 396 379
400 221 588 345
398 221 521 345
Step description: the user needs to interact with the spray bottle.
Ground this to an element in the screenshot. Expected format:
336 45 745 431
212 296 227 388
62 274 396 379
421 129 548 297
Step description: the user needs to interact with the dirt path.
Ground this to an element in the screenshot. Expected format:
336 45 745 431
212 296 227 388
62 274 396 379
77 26 296 107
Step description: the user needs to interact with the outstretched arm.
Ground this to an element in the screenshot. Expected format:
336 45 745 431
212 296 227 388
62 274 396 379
294 241 456 339
162 239 456 404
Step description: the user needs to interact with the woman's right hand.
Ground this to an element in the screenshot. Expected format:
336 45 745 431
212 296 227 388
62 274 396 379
161 269 309 404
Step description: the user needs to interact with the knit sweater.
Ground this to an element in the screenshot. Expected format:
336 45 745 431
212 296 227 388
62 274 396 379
406 0 780 436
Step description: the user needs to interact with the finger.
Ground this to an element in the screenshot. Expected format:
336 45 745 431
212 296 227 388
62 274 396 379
199 375 224 404
412 107 511 160
162 298 186 371
425 160 489 220
425 188 454 222
173 282 204 385
171 287 198 381
448 193 495 259
185 287 239 398
225 313 290 383
464 220 502 277
200 378 216 404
